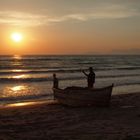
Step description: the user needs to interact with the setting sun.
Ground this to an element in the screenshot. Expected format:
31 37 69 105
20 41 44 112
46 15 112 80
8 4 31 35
11 32 23 42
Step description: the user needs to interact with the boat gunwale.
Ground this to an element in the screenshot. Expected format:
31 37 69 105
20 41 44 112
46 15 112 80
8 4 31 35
53 84 114 93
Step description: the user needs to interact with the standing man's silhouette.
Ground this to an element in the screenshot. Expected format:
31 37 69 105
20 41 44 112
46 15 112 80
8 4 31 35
53 73 59 89
82 67 95 89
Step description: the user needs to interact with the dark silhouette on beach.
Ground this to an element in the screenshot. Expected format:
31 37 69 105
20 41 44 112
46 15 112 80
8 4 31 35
82 67 95 89
53 73 59 89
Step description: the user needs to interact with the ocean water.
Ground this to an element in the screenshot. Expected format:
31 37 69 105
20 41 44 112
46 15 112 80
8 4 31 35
0 55 140 105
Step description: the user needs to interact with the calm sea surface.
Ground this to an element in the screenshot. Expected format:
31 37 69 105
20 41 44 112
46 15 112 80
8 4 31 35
0 55 140 105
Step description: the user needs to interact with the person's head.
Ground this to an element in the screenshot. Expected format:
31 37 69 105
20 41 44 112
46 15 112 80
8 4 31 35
53 73 56 78
89 67 93 72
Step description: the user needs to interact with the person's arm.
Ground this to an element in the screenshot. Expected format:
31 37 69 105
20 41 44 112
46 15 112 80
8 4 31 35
82 70 88 76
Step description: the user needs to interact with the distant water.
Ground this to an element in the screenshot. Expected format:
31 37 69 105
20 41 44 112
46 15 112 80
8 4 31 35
0 55 140 105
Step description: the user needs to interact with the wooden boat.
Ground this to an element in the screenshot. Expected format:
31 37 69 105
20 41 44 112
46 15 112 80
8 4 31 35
53 84 114 107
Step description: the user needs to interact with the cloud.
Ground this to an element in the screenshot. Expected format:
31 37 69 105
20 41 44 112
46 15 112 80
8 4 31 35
0 4 139 27
0 11 47 26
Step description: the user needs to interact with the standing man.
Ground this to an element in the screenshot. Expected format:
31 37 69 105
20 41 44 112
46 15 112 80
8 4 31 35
53 73 59 89
82 67 95 89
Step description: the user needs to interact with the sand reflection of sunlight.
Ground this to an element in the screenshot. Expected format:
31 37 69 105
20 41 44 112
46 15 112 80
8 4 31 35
7 102 36 107
7 101 48 107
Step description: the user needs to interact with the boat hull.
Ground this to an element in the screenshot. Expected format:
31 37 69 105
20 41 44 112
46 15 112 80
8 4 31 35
53 84 114 107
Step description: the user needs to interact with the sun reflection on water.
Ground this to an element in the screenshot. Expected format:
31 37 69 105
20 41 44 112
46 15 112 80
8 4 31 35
11 85 25 91
12 69 23 72
13 55 22 60
13 74 26 79
2 84 41 98
2 85 29 98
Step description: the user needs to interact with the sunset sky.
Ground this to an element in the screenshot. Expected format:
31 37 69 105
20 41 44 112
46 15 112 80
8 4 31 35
0 0 140 55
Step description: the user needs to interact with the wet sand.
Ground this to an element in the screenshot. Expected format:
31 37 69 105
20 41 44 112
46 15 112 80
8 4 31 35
0 93 140 140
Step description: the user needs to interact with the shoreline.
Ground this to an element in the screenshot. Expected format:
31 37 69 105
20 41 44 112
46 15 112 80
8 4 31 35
0 91 140 108
0 92 140 140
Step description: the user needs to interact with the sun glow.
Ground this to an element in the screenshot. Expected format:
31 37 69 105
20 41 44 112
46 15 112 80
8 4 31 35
11 32 23 42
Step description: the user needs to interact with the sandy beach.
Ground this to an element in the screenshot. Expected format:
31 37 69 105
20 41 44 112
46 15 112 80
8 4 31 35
0 93 140 140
